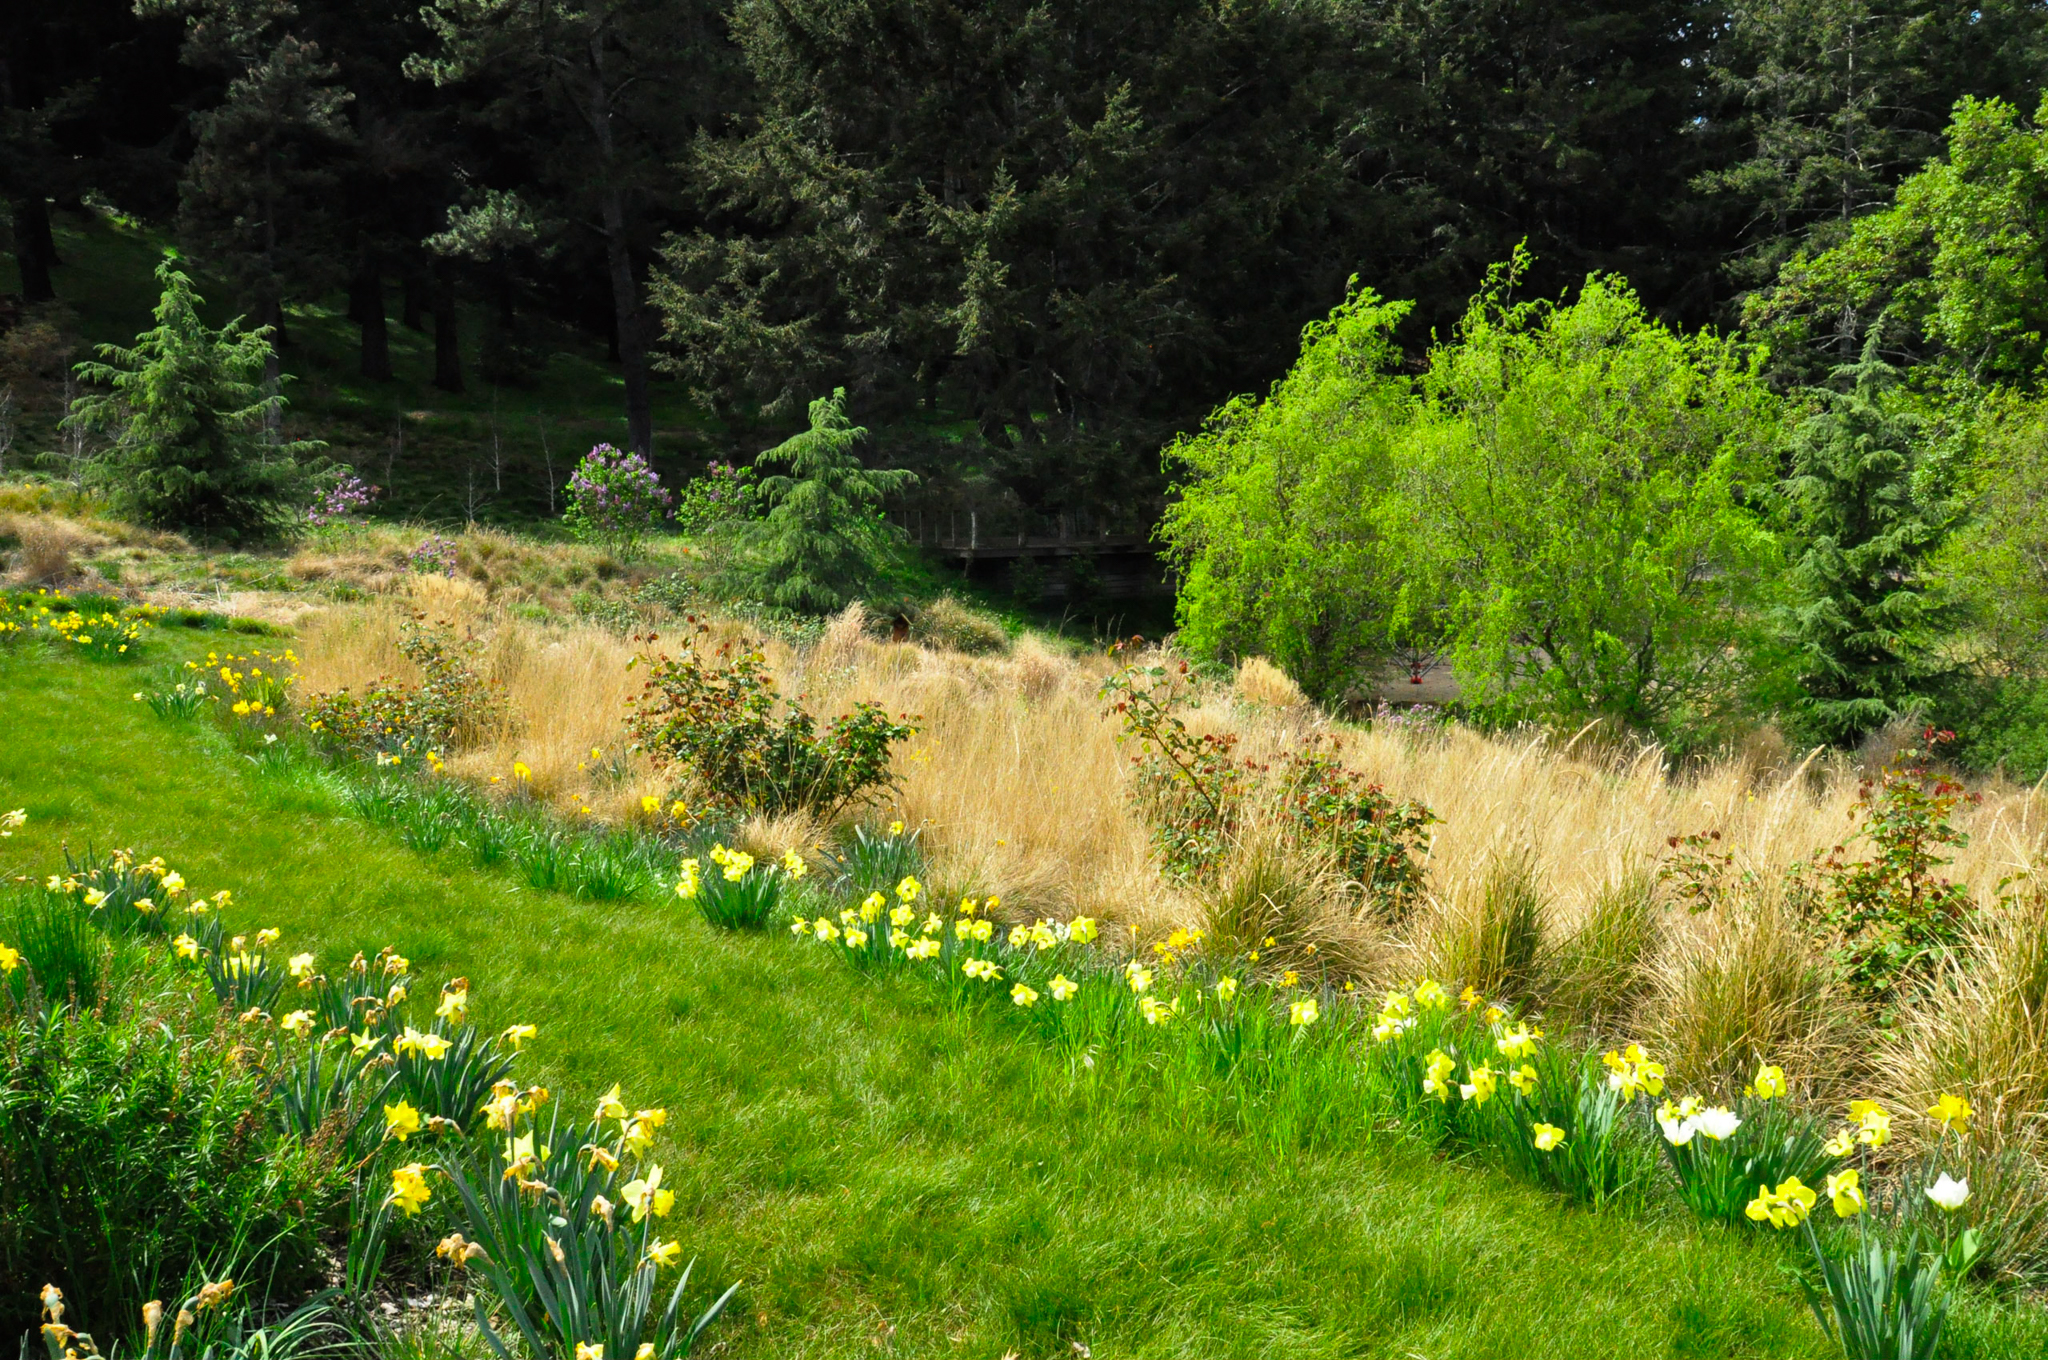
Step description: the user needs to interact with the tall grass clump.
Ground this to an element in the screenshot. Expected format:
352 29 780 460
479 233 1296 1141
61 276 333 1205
1546 866 1663 1032
1423 850 1548 1004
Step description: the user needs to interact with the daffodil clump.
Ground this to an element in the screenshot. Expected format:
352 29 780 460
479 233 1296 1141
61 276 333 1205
428 1079 736 1360
0 590 157 660
17 846 734 1360
679 841 805 929
183 647 298 720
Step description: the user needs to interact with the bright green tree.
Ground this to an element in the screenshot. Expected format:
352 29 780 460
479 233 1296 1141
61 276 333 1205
1160 284 1421 704
64 255 318 541
735 389 917 614
1167 253 1782 741
1775 340 1961 746
1405 259 1781 739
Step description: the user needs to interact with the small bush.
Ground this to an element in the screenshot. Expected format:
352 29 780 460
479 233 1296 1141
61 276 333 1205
304 617 505 759
0 953 341 1338
910 594 1010 655
629 635 916 819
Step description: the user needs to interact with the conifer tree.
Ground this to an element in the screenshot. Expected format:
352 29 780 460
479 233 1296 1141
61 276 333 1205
64 255 318 540
737 389 916 614
1777 337 1958 745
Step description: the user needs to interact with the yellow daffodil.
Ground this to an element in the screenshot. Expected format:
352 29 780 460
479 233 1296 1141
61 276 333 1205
255 929 280 949
1824 1129 1857 1158
395 1027 451 1060
1290 997 1320 1027
279 1010 315 1039
385 1100 424 1142
1422 1049 1456 1102
1496 1026 1537 1060
287 952 316 982
675 859 701 900
922 911 944 935
502 1023 536 1051
906 937 941 960
1460 1063 1498 1105
1744 1177 1818 1230
1068 916 1099 944
437 988 469 1024
1826 1169 1865 1218
513 761 531 781
781 849 807 878
890 903 916 928
388 1163 432 1216
350 1032 382 1056
888 820 905 836
845 928 869 949
862 893 885 922
1849 1099 1891 1148
595 1083 629 1121
1215 976 1239 1002
814 918 840 942
1050 974 1078 1001
1011 983 1040 1007
575 1344 604 1360
1533 1123 1566 1152
1280 969 1299 987
646 1239 682 1269
1125 962 1153 994
1139 994 1176 1025
622 1164 674 1221
896 875 922 903
1414 979 1448 1010
1747 1064 1787 1100
1927 1093 1972 1136
1508 1064 1538 1097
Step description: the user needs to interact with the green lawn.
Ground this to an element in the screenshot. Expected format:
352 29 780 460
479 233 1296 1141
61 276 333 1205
6 640 2047 1359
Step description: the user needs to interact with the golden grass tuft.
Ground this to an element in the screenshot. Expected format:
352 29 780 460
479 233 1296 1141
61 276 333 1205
1417 848 1549 1002
1233 655 1307 713
1643 883 1853 1094
1878 883 2048 1153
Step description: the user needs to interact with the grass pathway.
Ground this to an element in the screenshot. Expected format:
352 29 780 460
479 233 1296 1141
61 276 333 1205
4 643 2034 1359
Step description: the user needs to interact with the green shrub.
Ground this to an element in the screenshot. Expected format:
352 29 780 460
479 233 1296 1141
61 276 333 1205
629 638 916 818
1278 739 1436 918
910 594 1010 655
0 965 341 1340
304 618 505 760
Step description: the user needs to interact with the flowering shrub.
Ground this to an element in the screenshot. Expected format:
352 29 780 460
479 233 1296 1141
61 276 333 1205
304 618 504 759
408 534 458 577
1102 658 1439 892
1280 741 1437 918
305 472 377 528
629 633 916 818
1815 729 1982 1008
672 459 758 533
563 443 673 556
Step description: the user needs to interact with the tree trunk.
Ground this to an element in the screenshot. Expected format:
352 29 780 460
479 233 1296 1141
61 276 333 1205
583 37 653 457
353 250 392 381
10 197 55 303
432 259 463 394
402 272 428 331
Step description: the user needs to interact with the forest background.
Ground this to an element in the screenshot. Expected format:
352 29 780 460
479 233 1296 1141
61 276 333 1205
13 0 2048 768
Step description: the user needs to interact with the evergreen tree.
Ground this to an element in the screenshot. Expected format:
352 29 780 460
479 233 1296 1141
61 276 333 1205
64 255 318 540
736 389 917 614
1777 337 1958 745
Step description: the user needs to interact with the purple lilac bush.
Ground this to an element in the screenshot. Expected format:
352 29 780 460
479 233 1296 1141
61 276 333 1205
307 473 378 528
562 443 673 556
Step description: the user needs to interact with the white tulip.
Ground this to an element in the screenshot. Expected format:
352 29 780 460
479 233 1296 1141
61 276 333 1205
1925 1173 1971 1212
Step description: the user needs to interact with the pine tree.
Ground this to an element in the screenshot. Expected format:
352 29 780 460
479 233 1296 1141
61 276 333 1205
64 255 319 540
737 389 917 614
1778 337 1958 745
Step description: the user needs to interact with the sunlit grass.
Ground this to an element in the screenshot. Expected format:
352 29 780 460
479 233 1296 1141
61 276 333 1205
8 642 2048 1358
